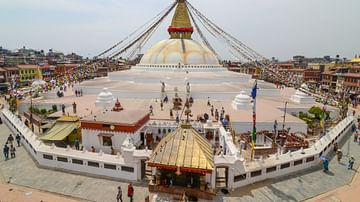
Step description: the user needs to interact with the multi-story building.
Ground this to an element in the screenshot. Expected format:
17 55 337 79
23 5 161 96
3 67 19 83
17 64 41 84
55 63 78 76
0 67 6 83
303 69 321 83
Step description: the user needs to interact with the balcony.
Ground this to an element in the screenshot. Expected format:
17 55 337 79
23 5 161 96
149 184 216 200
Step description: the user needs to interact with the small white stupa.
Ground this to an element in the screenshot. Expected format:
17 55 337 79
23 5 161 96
95 88 115 109
31 67 46 88
232 90 252 110
291 89 315 104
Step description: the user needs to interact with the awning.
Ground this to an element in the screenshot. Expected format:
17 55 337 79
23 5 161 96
40 122 78 141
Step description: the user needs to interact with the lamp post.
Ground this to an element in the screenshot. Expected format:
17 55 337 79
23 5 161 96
30 88 34 132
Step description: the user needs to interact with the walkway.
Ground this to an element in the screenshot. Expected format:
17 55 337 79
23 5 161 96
223 129 359 202
0 122 149 202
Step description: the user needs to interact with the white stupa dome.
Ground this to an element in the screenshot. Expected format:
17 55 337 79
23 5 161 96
232 90 252 110
140 39 219 65
96 88 115 108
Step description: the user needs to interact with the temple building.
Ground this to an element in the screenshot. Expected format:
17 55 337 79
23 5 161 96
148 123 216 201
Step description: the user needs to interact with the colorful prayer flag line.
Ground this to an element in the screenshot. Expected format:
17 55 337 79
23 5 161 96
250 80 257 160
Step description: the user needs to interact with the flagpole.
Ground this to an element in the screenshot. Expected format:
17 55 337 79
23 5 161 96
250 80 257 161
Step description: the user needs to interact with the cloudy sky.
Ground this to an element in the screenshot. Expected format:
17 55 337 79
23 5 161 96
1 0 359 60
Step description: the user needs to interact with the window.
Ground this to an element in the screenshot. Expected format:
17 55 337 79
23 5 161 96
266 166 277 173
294 159 303 166
250 170 262 177
43 154 53 160
234 174 246 182
104 164 117 170
57 156 68 162
72 159 83 165
103 136 112 146
306 156 315 162
280 163 290 169
121 166 134 173
88 161 99 167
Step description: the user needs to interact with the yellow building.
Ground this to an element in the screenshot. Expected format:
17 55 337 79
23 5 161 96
17 64 41 83
308 63 335 72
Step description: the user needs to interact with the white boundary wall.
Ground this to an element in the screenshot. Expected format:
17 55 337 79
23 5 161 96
215 115 355 190
1 109 151 181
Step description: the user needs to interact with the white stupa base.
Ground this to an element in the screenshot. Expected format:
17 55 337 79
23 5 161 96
290 95 315 104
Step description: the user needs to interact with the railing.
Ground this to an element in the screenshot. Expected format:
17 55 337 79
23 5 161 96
148 184 216 200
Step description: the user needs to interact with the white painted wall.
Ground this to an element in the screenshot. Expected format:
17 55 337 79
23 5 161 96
1 109 150 181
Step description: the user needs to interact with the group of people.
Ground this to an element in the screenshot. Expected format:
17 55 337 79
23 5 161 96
116 182 134 202
3 134 21 161
323 141 356 172
74 89 83 97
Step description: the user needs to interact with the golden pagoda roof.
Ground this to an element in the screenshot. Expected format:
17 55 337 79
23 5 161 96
148 123 214 173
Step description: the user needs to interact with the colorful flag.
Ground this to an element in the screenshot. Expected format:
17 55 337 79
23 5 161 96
251 80 257 143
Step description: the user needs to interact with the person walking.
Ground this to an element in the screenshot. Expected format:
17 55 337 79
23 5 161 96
15 134 21 147
333 142 338 153
348 156 355 170
127 182 134 202
10 145 16 158
7 134 14 145
210 105 214 116
322 158 329 172
3 144 9 160
160 101 163 111
74 139 80 150
116 186 123 202
336 149 343 163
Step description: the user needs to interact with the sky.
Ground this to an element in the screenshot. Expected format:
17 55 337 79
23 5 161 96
0 0 359 60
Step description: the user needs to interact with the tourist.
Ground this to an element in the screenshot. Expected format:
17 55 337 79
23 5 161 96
348 156 355 170
74 139 80 150
176 111 180 123
61 104 66 115
353 110 356 116
149 105 153 115
72 102 77 114
207 97 211 106
80 89 83 96
15 134 21 147
7 134 14 146
170 108 173 118
10 145 16 158
91 146 96 153
322 159 329 172
221 107 225 115
210 105 214 116
127 182 134 202
3 144 9 160
215 109 219 121
160 100 163 111
354 132 358 142
333 142 338 153
336 149 343 163
75 89 78 97
117 186 123 202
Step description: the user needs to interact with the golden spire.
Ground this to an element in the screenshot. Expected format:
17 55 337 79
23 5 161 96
168 0 193 39
35 67 43 80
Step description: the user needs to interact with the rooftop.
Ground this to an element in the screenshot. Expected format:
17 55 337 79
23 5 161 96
81 109 149 125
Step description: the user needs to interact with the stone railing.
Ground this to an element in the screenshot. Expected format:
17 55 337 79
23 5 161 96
1 108 151 181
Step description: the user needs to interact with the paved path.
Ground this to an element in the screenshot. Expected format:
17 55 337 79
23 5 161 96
1 110 359 202
0 122 149 202
223 129 360 202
